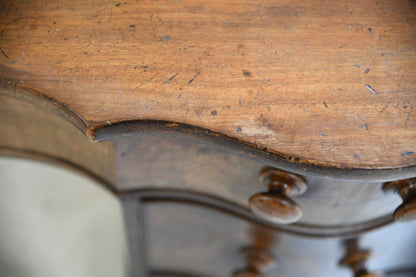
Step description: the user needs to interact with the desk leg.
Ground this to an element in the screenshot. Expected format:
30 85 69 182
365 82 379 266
121 195 149 277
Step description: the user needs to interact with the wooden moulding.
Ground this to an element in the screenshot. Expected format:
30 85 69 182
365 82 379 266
121 188 394 238
94 119 416 182
95 122 416 183
1 0 415 170
1 77 416 182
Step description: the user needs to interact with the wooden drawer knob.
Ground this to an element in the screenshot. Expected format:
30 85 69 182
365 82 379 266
232 246 276 277
340 238 384 277
249 167 307 224
383 177 416 222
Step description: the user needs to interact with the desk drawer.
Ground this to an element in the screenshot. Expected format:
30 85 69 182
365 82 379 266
116 135 405 228
143 201 416 277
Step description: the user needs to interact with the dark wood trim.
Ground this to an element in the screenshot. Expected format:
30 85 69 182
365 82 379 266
122 188 394 238
94 120 416 182
121 195 149 277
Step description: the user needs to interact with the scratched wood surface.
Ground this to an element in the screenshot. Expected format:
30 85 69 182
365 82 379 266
0 0 415 169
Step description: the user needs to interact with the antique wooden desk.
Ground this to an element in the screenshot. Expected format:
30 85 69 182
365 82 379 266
1 0 416 276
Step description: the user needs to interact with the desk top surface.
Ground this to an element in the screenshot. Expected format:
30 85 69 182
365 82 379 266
1 0 415 169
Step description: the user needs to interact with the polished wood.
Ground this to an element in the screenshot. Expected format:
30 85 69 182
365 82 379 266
1 0 415 169
249 167 307 224
1 1 416 276
3 79 416 182
383 178 416 222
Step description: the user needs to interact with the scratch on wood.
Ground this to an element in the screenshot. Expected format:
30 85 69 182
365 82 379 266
402 151 415 156
242 70 251 77
188 72 200 85
323 101 328 108
1 18 33 59
0 48 9 58
159 36 170 41
164 73 179 84
109 0 114 22
62 103 88 125
404 104 413 127
365 84 377 95
135 74 158 89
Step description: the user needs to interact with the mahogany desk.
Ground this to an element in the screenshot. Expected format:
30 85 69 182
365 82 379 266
1 0 416 276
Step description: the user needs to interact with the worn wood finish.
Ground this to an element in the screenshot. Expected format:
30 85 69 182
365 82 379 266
1 2 416 275
115 135 403 227
4 76 416 183
1 0 415 169
0 78 407 230
99 120 416 182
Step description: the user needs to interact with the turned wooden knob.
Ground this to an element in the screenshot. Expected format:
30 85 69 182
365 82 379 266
340 239 384 277
383 177 416 222
340 251 384 277
340 250 382 277
232 247 277 277
249 167 307 224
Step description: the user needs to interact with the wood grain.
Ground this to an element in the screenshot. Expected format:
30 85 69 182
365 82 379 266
0 0 415 169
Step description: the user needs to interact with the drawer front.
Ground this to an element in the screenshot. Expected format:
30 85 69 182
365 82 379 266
115 135 404 227
144 201 342 277
143 201 416 277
